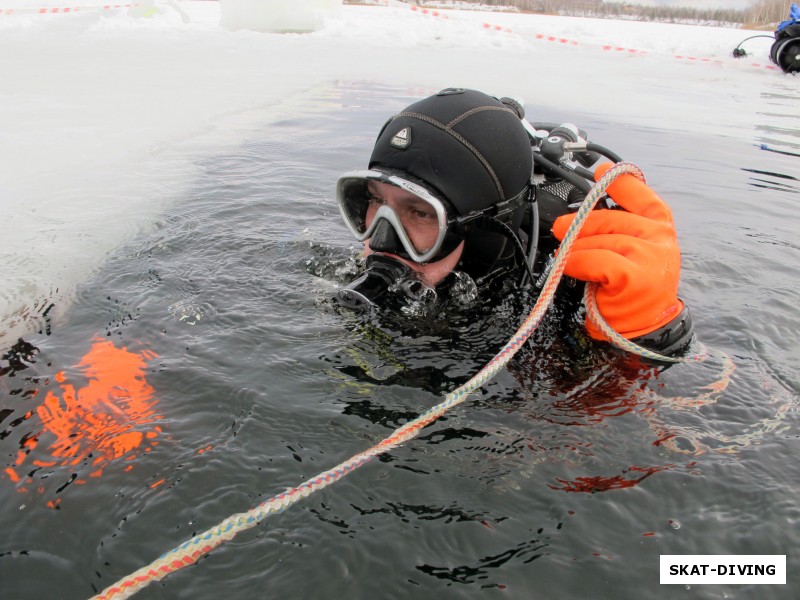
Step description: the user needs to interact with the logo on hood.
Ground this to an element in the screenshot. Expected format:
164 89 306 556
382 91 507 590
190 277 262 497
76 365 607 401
390 126 412 149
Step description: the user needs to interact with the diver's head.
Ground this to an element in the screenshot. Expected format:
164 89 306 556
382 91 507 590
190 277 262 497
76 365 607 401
335 88 533 309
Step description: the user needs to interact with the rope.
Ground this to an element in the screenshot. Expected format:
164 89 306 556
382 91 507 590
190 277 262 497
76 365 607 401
584 283 698 364
88 162 691 600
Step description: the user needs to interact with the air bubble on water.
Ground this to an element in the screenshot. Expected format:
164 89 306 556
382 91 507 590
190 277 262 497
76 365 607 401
168 298 217 325
449 271 478 307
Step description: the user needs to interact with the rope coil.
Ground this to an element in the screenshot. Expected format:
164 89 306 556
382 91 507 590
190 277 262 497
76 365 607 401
89 162 695 600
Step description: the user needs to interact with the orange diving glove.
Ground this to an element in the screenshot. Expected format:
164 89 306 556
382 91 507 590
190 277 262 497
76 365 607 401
551 163 684 341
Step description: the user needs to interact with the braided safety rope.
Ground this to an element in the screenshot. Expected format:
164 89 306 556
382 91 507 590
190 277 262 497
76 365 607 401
88 162 693 600
584 282 697 364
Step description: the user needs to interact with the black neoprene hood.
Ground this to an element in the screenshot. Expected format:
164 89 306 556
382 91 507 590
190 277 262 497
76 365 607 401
368 88 533 217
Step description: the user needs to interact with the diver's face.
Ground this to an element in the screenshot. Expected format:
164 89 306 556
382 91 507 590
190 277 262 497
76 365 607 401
364 181 463 287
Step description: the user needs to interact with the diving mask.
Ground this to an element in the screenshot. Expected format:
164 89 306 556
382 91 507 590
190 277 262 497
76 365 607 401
336 169 462 264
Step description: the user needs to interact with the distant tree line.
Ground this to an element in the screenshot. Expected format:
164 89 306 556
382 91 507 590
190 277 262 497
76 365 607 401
399 0 796 28
745 0 795 25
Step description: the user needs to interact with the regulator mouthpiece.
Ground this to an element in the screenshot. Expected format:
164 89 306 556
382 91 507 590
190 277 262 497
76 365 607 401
335 254 414 311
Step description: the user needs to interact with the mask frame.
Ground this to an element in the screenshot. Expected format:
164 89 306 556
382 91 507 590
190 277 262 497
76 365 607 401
336 169 453 264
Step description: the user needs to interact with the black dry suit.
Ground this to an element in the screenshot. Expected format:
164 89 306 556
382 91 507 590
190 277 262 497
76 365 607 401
337 88 693 357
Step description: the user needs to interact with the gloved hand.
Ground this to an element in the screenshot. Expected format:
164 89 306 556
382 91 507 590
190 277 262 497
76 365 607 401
551 163 684 341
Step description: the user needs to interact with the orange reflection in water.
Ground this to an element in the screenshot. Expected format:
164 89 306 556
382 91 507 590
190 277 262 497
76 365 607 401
5 338 162 490
547 465 674 494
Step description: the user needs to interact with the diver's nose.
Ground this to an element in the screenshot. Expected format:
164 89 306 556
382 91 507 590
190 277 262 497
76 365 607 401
367 218 406 255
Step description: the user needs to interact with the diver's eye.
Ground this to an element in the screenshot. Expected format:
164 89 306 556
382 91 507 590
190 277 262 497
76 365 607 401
411 207 435 220
404 201 437 221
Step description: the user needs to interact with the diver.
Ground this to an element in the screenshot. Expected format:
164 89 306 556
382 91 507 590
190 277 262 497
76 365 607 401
334 88 693 358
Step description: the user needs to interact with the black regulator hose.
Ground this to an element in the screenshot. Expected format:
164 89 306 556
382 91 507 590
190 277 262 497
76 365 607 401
572 164 595 180
586 142 623 164
526 192 540 280
533 153 594 194
732 34 775 57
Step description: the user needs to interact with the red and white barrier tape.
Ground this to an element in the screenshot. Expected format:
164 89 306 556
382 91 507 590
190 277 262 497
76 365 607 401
1 4 138 15
3 1 780 73
481 21 512 34
532 31 647 55
672 53 777 70
500 18 776 71
409 4 448 20
405 4 778 73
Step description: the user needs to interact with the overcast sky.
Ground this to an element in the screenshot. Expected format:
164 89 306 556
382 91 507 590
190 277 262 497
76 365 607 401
606 0 754 10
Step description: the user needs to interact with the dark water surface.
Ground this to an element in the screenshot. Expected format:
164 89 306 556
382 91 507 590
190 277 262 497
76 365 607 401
1 82 798 600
